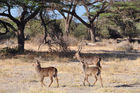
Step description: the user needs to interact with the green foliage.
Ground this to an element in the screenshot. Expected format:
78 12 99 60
96 1 140 39
112 2 140 38
60 19 77 34
113 1 140 11
47 19 62 37
95 16 120 39
0 18 16 40
25 20 43 37
72 24 88 39
136 23 140 30
0 31 15 40
0 0 139 43
100 13 114 17
98 28 110 38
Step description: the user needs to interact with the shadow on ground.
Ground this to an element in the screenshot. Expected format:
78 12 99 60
115 83 140 88
0 49 140 61
84 50 140 61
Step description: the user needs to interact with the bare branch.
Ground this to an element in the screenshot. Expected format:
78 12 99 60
24 7 40 24
39 10 48 43
82 0 91 21
62 9 90 28
59 11 66 19
20 5 28 22
0 1 20 24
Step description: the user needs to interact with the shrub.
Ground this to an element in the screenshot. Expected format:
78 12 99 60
72 24 88 39
63 35 78 46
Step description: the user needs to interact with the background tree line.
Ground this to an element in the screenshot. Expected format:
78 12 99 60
0 0 140 53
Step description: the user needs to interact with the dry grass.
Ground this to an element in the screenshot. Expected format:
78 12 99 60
95 87 140 93
115 41 133 51
101 58 140 86
20 87 66 93
1 57 140 93
104 59 140 74
0 41 140 93
0 67 11 78
57 62 82 73
0 89 7 93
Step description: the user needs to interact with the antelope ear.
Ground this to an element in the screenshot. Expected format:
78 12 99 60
81 61 84 64
77 51 80 53
36 60 40 64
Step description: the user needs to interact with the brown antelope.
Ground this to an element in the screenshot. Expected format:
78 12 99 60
34 60 59 87
73 45 102 69
82 61 103 87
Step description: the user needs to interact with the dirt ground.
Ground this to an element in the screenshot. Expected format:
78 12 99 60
0 58 140 93
0 42 140 93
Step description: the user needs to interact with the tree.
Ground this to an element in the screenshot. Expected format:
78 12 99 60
58 0 77 36
61 0 110 42
107 0 140 40
0 0 41 52
39 4 69 52
0 0 63 52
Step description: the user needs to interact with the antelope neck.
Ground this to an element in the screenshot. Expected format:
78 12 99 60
36 65 41 72
77 53 82 61
82 63 88 71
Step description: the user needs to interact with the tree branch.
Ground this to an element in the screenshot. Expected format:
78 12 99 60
58 11 66 19
0 20 9 35
20 5 28 22
62 9 90 28
24 7 40 24
0 1 20 24
40 10 48 43
82 0 91 21
91 1 109 22
0 20 17 35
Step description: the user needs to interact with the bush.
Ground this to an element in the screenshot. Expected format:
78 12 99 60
72 24 89 39
0 31 16 40
63 35 78 46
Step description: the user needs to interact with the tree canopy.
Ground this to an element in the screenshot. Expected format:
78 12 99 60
0 0 139 53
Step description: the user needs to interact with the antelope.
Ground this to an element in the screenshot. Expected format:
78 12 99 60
34 60 59 87
82 61 103 87
73 45 102 69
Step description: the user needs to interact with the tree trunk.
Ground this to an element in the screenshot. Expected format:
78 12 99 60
65 20 70 36
89 25 96 42
17 26 25 53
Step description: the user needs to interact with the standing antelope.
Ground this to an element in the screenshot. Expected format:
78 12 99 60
73 45 102 69
34 60 59 87
82 61 103 87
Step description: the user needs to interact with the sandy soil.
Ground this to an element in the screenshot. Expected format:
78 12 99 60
0 59 140 93
0 41 140 93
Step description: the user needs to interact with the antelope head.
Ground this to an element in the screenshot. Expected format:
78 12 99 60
33 59 40 66
73 45 82 60
36 60 41 66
